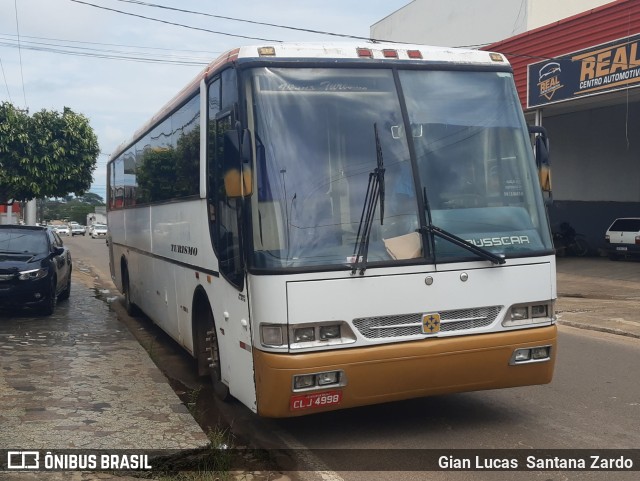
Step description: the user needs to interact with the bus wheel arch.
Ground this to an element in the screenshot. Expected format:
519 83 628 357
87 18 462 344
192 288 231 401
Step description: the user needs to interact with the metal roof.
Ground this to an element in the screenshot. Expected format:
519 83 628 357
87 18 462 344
485 0 640 109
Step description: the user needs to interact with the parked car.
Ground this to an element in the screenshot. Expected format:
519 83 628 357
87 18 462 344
0 225 72 315
605 217 640 260
70 224 86 236
89 224 108 239
53 224 70 236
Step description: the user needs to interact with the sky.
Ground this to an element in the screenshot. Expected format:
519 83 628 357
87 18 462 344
0 0 411 202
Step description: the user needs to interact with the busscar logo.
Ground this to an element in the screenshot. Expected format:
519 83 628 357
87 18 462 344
537 62 564 101
7 451 39 470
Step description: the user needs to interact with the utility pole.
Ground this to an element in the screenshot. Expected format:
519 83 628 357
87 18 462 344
25 198 37 225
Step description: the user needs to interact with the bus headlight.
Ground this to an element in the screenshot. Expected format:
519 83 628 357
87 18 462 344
503 302 554 327
320 325 340 340
294 327 315 342
260 322 356 350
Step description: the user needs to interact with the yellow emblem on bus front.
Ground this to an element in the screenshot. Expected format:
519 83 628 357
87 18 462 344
422 313 441 334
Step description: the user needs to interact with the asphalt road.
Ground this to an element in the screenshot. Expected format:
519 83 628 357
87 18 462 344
62 235 640 481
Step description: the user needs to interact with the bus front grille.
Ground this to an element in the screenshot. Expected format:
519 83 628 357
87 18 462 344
353 306 503 339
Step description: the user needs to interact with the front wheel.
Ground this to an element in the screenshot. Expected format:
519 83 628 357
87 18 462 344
58 271 71 301
122 266 141 316
40 276 57 316
202 305 231 401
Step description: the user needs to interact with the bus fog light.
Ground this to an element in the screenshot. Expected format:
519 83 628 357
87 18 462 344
532 346 550 360
320 325 340 340
317 371 339 386
514 349 531 362
293 374 316 390
260 325 284 346
294 327 315 342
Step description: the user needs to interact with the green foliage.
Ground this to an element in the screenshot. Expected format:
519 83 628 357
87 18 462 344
0 102 100 203
77 192 105 206
42 197 99 225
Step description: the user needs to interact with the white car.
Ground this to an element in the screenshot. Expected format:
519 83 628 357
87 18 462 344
90 224 108 238
605 217 640 260
53 225 70 236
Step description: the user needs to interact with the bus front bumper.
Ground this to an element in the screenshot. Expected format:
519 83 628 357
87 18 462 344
254 325 557 417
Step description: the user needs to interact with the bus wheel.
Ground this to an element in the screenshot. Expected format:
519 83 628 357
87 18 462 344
204 306 231 401
122 265 140 316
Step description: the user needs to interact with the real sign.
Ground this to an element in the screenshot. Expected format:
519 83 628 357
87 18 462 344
527 34 640 108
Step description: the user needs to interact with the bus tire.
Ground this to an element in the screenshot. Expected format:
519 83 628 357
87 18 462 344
196 301 230 401
122 262 141 316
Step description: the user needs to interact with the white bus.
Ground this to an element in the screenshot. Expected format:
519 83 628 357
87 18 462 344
107 43 557 418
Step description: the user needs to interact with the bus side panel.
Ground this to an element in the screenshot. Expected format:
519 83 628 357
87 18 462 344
126 206 152 321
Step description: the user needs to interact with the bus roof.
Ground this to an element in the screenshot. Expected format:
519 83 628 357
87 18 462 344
229 42 507 66
110 42 509 161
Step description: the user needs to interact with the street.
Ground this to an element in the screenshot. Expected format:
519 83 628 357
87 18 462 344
10 235 640 481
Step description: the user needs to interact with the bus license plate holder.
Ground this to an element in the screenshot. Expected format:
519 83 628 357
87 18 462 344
616 246 628 251
290 390 342 411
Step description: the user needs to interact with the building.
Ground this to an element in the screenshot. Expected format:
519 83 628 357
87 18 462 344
87 206 107 226
371 0 611 47
372 0 640 252
0 203 21 225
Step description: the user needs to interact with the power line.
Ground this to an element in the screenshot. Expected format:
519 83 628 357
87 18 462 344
70 0 283 43
13 0 27 108
0 56 12 103
114 0 379 42
0 32 220 56
0 38 210 66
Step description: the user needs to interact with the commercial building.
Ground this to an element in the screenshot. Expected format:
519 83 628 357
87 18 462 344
372 0 640 252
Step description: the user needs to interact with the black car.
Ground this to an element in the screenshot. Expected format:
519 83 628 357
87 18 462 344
0 225 72 315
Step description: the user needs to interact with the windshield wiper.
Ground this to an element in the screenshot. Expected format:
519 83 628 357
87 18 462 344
419 186 504 265
352 123 385 275
420 225 506 265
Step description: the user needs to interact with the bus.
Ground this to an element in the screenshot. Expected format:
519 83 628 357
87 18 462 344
107 42 557 418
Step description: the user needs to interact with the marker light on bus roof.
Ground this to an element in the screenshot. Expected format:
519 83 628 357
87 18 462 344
407 50 423 59
383 49 398 58
489 53 504 62
258 46 276 56
357 48 373 58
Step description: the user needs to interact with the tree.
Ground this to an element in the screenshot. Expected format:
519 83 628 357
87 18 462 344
0 103 30 203
77 192 105 205
0 102 100 204
42 197 97 225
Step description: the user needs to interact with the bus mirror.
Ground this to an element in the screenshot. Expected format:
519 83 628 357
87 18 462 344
223 128 253 198
223 168 253 198
528 125 552 205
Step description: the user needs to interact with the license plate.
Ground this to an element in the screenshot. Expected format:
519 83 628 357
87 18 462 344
616 246 628 251
290 390 342 411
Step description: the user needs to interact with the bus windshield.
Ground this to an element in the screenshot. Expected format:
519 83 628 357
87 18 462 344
248 67 553 270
